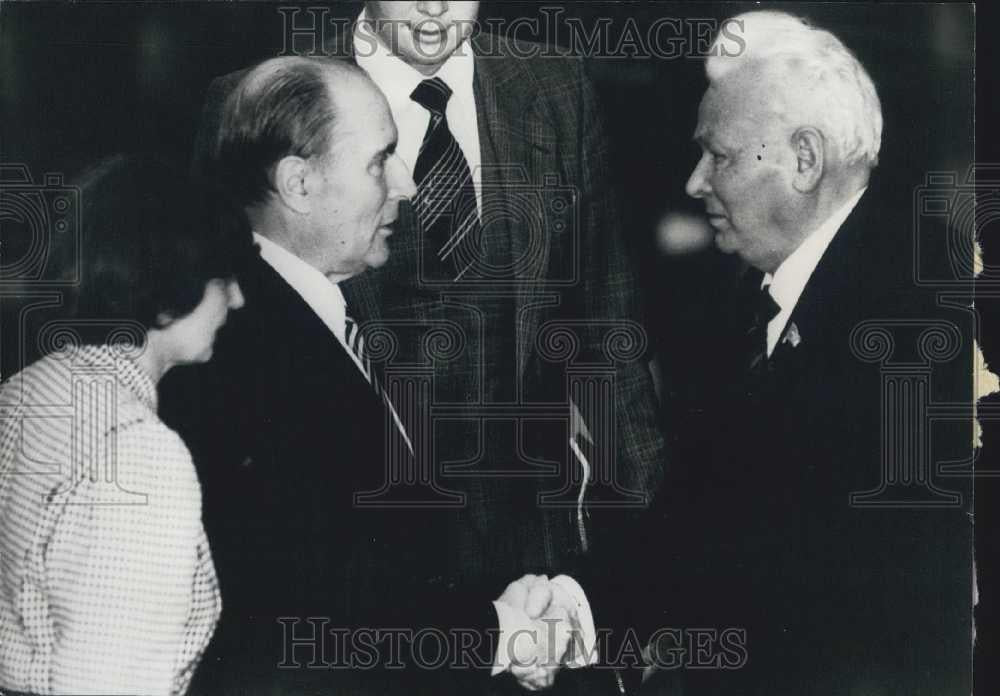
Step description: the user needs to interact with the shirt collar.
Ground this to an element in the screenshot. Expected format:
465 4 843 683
253 232 347 338
75 344 158 412
764 187 867 312
354 6 474 108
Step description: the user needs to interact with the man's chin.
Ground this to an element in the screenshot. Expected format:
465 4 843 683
186 347 213 365
713 230 739 255
398 40 457 74
364 245 391 270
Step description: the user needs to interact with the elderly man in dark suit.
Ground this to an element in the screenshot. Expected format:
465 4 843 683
622 10 972 695
161 56 596 694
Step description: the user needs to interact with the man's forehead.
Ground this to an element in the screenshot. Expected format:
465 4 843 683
694 77 777 143
330 103 396 156
693 86 729 140
330 77 390 124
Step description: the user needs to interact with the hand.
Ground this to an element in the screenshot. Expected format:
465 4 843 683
509 607 572 691
495 575 580 691
497 574 555 620
544 581 584 662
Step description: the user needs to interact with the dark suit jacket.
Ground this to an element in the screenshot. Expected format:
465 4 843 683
622 184 973 695
160 256 498 695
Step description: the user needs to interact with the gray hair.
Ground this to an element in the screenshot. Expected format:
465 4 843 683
708 11 882 167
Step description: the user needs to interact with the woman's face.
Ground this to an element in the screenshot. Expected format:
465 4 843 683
161 278 244 365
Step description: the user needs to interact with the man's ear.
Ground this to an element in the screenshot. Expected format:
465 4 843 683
154 312 175 329
273 155 311 214
790 127 824 193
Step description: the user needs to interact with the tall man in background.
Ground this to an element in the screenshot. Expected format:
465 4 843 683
348 0 665 599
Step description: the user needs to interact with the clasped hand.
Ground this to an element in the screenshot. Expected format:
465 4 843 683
494 574 584 691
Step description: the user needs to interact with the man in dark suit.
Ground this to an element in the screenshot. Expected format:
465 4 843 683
189 4 665 691
193 0 665 587
162 56 591 694
625 11 972 695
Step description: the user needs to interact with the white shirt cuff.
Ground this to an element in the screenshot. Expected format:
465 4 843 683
551 574 599 668
492 599 532 676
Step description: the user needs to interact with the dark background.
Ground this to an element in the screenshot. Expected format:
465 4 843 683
0 0 976 359
0 0 986 688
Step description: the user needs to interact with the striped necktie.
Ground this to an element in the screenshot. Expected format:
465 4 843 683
410 77 482 281
344 311 414 454
344 313 381 394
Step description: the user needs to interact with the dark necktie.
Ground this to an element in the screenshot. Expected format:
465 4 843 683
410 77 482 281
746 283 781 376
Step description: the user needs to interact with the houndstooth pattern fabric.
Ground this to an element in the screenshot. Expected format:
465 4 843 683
0 345 220 695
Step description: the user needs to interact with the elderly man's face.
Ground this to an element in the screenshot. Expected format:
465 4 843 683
308 79 416 279
366 1 480 75
685 73 802 273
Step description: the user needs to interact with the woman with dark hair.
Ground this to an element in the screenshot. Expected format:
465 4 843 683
0 155 253 695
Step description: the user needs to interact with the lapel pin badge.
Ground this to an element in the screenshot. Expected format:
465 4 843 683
782 322 802 348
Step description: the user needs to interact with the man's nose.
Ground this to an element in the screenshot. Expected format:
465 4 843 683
417 2 447 17
685 152 712 199
387 154 417 201
227 279 246 310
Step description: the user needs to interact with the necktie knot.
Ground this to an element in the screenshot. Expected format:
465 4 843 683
753 284 781 327
410 77 453 116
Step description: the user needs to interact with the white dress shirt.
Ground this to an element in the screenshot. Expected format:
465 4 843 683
763 188 866 356
354 8 482 213
254 233 413 452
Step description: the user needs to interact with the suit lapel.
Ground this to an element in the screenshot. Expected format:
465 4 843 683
769 195 872 377
339 270 382 324
241 255 378 398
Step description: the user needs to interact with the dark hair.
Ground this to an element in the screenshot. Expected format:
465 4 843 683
213 56 360 208
63 154 255 334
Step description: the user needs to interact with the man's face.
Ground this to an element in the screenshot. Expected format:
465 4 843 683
308 79 416 279
366 1 480 75
685 72 802 273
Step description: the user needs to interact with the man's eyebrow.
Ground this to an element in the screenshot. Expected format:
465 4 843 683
370 140 398 166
